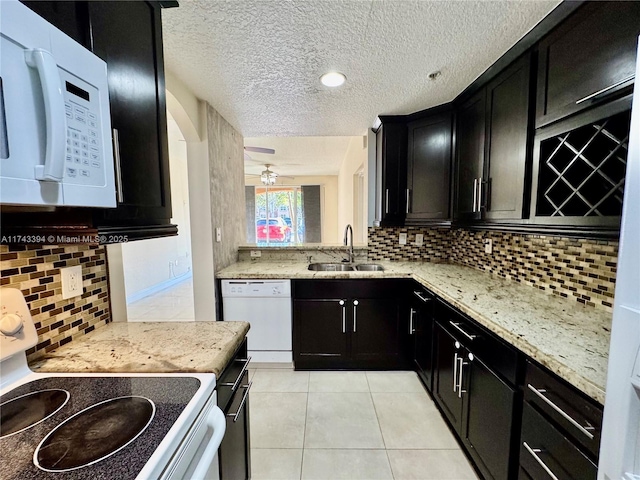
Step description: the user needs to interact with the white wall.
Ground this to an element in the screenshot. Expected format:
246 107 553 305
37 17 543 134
121 113 193 301
337 136 368 242
245 175 340 244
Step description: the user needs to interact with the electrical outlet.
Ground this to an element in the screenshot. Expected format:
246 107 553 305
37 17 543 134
250 250 262 258
399 233 407 245
415 234 424 246
484 238 493 254
216 227 222 242
61 265 83 300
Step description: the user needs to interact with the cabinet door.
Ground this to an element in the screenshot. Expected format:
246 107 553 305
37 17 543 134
484 54 532 220
350 298 402 368
462 354 517 480
219 371 251 480
377 122 408 226
536 2 640 127
455 91 485 220
433 323 463 432
21 1 91 49
89 2 173 232
293 299 348 369
406 113 452 222
413 305 434 390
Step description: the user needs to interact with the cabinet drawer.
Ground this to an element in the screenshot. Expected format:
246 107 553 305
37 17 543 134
217 340 250 412
520 403 597 480
525 361 602 458
436 301 519 385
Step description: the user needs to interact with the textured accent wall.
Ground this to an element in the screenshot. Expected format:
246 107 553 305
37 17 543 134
368 227 618 311
368 226 451 262
208 105 246 272
0 245 110 361
449 230 618 310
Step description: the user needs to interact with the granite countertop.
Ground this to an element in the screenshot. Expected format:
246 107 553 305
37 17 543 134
30 321 250 376
217 261 611 404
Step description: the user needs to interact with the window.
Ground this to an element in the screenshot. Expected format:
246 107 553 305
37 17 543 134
245 185 321 245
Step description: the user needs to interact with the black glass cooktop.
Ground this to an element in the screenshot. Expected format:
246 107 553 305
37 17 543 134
0 377 200 480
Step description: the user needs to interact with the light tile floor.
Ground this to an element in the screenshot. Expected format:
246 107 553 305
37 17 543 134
248 368 479 480
126 278 195 322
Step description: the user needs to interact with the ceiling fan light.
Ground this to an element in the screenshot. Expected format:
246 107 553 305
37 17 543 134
320 71 346 87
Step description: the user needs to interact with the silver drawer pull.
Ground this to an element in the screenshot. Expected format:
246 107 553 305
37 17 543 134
413 291 431 303
220 356 251 392
227 381 252 423
527 384 595 440
523 442 559 480
575 75 635 104
449 321 476 341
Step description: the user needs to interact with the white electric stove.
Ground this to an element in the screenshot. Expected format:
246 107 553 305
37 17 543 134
0 288 226 480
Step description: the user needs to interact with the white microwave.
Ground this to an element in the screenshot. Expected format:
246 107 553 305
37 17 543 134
0 0 116 208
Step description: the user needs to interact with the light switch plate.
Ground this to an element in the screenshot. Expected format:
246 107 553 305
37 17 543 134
250 250 261 258
484 238 493 254
415 234 424 246
61 265 83 299
399 233 407 245
216 227 222 242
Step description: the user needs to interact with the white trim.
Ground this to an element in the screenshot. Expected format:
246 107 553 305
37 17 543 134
126 272 192 305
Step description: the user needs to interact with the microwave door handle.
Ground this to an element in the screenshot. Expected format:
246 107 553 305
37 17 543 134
25 49 65 182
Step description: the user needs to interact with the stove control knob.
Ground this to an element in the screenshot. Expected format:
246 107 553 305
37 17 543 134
0 314 23 336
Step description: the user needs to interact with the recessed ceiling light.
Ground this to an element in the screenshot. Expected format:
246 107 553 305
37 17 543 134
320 72 346 87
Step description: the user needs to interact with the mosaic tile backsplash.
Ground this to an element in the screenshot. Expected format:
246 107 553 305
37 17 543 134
368 227 618 311
0 245 111 361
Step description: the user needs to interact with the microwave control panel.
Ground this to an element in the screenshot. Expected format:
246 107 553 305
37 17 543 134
61 70 105 187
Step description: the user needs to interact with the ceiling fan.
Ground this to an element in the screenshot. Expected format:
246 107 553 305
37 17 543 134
245 164 294 185
244 145 275 162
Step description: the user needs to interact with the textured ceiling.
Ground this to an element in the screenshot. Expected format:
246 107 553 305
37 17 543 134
162 0 560 137
243 136 359 177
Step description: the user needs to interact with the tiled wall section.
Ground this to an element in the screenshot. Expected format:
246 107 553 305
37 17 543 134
368 227 451 262
368 227 618 311
449 229 618 310
0 245 111 361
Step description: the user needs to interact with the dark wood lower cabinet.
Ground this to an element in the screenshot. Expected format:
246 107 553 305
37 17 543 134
411 288 435 390
463 354 517 480
433 324 464 432
217 340 251 480
350 298 402 366
294 299 348 368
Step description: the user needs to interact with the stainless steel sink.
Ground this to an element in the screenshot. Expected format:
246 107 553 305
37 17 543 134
354 264 385 271
308 263 355 271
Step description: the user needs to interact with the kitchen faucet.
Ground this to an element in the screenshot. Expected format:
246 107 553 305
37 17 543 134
343 224 354 264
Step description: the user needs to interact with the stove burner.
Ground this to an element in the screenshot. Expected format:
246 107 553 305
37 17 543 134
34 396 155 472
0 389 69 438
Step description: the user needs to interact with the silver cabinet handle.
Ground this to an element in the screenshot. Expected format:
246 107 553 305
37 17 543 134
477 176 483 212
413 291 431 303
406 188 411 214
527 384 595 440
522 442 559 480
385 189 390 214
112 128 124 203
449 321 477 341
575 75 635 105
472 178 478 212
457 357 468 398
220 357 252 392
353 300 359 332
453 351 459 393
409 308 415 335
227 381 252 423
339 300 346 333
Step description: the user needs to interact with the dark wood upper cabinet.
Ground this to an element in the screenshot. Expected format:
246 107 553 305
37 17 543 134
89 1 174 236
536 2 640 128
406 112 452 223
21 1 91 49
484 53 533 220
454 90 486 221
376 120 408 226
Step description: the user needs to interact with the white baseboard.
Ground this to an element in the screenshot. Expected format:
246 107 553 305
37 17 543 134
126 272 193 304
248 351 293 364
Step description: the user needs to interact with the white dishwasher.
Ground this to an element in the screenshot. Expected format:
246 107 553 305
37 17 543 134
221 279 292 363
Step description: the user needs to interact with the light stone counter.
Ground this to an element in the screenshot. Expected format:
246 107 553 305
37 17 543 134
217 261 611 404
30 321 250 376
